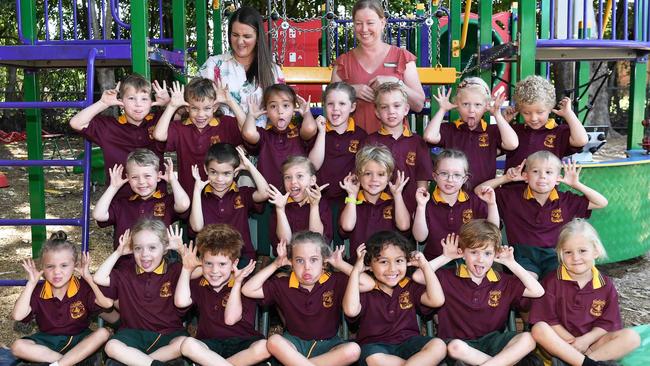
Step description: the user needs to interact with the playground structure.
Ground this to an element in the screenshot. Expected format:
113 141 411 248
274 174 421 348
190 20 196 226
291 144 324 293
0 0 649 289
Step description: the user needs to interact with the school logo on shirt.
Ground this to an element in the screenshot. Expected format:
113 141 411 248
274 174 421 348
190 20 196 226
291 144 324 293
287 128 299 139
322 290 334 308
478 133 489 147
348 139 360 153
544 134 557 148
462 209 474 223
221 293 230 307
399 291 413 309
590 299 606 317
69 300 86 319
153 202 166 217
211 135 221 145
551 208 563 223
160 281 172 297
148 126 156 140
383 206 393 220
405 151 416 166
234 195 245 209
488 290 502 307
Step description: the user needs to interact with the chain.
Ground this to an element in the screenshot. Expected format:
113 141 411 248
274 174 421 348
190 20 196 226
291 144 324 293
457 42 517 78
152 47 196 80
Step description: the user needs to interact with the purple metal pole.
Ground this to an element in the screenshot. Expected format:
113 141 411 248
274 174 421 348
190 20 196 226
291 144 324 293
0 280 29 286
0 219 83 226
583 0 587 39
80 48 97 253
0 159 83 167
159 0 164 39
634 0 638 40
598 0 603 39
101 0 106 40
623 0 628 40
612 0 616 40
87 0 93 39
110 0 131 30
0 101 88 108
73 0 78 40
58 0 64 40
568 0 573 39
550 0 556 39
44 0 51 41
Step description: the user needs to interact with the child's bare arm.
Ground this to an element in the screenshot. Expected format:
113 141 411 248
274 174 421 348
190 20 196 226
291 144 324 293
92 164 128 222
476 185 500 227
153 81 187 142
241 96 264 144
307 116 326 170
175 242 201 308
213 79 247 128
298 95 318 140
411 251 445 308
77 252 114 308
225 260 256 325
307 184 329 235
94 230 132 287
412 187 430 242
423 87 455 144
70 83 124 131
553 97 588 147
490 92 519 151
338 173 360 232
342 247 366 317
559 160 608 210
162 158 190 213
476 159 526 193
390 171 411 231
12 259 42 321
241 240 290 299
494 246 544 298
189 165 209 232
268 185 292 243
236 146 269 202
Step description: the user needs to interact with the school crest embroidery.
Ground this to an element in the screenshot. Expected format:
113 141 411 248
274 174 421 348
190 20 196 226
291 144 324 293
348 139 359 153
148 126 155 140
210 135 221 145
478 133 489 147
590 299 606 317
322 290 334 308
160 281 172 297
462 209 474 223
69 300 86 319
405 151 416 166
399 291 413 309
488 290 502 307
383 206 393 220
544 134 557 148
287 128 299 139
222 293 230 307
153 202 166 217
551 208 563 223
234 195 244 209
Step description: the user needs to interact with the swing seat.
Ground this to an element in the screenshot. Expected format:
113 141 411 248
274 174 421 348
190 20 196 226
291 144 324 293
282 66 457 85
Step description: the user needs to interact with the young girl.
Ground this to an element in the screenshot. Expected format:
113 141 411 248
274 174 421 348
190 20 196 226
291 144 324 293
242 231 374 366
268 156 332 253
339 144 410 263
94 219 188 366
11 231 112 366
412 149 499 260
530 218 641 366
241 83 322 189
423 77 518 188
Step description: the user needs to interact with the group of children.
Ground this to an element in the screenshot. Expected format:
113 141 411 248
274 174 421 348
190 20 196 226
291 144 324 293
10 70 643 366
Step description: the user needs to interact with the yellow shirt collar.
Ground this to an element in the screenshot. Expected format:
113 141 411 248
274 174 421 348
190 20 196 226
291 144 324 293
523 186 559 201
204 182 238 194
325 117 356 133
40 276 80 299
118 113 154 125
129 190 164 201
558 264 604 289
373 277 410 291
199 276 236 288
288 271 331 288
544 118 558 129
456 263 500 282
378 121 413 137
453 119 488 132
357 190 392 203
136 259 167 275
182 117 220 127
432 187 469 204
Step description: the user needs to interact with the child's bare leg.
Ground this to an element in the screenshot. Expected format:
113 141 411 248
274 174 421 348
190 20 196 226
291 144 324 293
57 328 111 366
309 342 360 366
482 332 535 366
266 334 316 366
365 353 406 366
532 322 584 366
180 337 230 366
105 339 156 366
447 339 491 365
227 339 271 366
147 336 185 361
10 339 61 363
405 338 446 366
587 328 641 361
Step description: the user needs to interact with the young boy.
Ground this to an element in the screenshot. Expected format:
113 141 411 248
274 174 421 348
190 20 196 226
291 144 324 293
364 82 433 211
344 230 446 366
69 74 170 198
92 148 190 248
504 75 588 171
153 78 245 196
175 224 270 366
416 219 545 365
189 143 268 264
477 150 608 279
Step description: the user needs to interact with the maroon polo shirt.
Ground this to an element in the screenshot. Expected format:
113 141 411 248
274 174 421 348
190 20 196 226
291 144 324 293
438 120 504 188
25 277 102 336
189 277 261 340
496 185 590 248
270 197 332 252
530 266 622 336
98 190 184 249
166 116 244 196
436 265 526 340
252 123 309 189
106 260 186 334
194 184 260 260
354 278 433 345
261 271 348 340
340 191 399 263
317 119 367 201
78 113 166 198
421 188 488 260
504 120 577 171
364 123 433 211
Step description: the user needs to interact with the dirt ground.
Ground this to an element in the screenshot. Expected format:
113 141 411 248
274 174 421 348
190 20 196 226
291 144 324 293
0 134 648 348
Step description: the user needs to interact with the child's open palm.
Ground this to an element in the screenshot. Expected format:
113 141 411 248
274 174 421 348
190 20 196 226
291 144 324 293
433 87 456 111
108 164 129 189
552 96 573 118
268 184 289 209
166 224 184 252
307 183 329 206
117 229 133 256
247 95 267 119
152 80 170 107
489 90 507 116
21 259 42 285
233 260 256 283
191 164 210 190
388 170 410 196
179 241 201 271
236 146 253 171
441 233 463 260
100 82 124 108
353 244 368 273
161 157 177 183
75 252 94 283
558 160 581 187
494 245 515 266
296 95 312 116
275 240 291 267
169 81 189 109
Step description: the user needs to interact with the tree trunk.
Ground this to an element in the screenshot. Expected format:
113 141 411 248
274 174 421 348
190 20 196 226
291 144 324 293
91 0 117 117
586 61 619 137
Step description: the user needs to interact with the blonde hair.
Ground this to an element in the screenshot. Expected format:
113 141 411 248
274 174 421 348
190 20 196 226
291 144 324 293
525 150 562 173
374 82 408 107
454 77 491 104
557 218 607 261
129 218 169 250
282 155 316 176
458 219 501 251
513 75 556 110
126 148 160 171
355 144 395 177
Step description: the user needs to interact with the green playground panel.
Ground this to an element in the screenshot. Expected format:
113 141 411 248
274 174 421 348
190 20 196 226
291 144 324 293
73 146 105 184
621 324 650 366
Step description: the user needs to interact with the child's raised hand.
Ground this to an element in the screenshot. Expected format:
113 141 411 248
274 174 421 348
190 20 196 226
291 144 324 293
274 239 291 267
236 145 253 171
166 224 184 252
489 90 507 116
152 80 170 107
494 245 515 265
21 258 42 285
388 170 410 196
476 185 496 205
353 244 368 273
315 115 327 133
552 96 573 117
326 245 346 268
247 95 267 119
233 260 256 283
212 78 232 106
117 229 133 256
267 184 289 209
339 172 360 197
108 164 129 189
506 159 526 182
296 95 312 116
161 157 177 183
179 241 201 271
75 252 93 282
415 186 430 206
433 87 456 111
502 106 518 123
441 233 462 260
408 251 429 269
168 81 189 109
352 84 375 103
307 183 329 206
99 82 124 108
191 164 210 190
558 159 582 188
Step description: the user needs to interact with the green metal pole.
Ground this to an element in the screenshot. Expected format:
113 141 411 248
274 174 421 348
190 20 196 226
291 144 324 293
537 0 550 76
131 0 150 79
575 23 590 123
194 0 208 65
478 0 492 88
449 0 461 122
172 0 187 81
517 0 536 79
320 2 327 66
510 2 518 99
628 59 648 149
212 0 223 56
20 0 46 257
430 1 440 119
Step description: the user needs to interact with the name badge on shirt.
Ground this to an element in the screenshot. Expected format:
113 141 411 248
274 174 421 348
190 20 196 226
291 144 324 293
384 62 397 68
